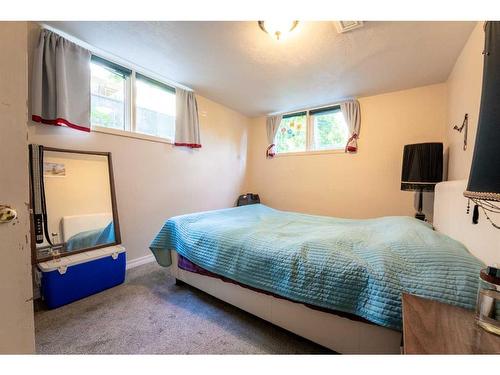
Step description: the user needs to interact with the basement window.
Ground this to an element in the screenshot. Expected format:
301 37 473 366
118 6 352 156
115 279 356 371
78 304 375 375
135 74 176 140
275 105 348 154
275 112 307 153
90 55 176 143
90 56 131 131
310 106 348 151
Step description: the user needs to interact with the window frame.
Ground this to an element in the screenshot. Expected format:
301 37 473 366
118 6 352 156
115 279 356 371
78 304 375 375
274 103 348 156
275 111 308 154
90 54 177 144
90 55 132 133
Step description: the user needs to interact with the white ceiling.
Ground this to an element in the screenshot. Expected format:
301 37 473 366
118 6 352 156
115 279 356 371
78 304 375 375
45 21 476 117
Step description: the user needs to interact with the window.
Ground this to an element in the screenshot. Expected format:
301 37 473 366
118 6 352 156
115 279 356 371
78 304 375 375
90 55 176 142
135 74 176 140
90 56 131 131
275 112 307 153
311 106 348 151
275 105 348 154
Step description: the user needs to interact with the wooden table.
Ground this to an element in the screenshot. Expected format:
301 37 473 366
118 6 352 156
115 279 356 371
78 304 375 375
402 293 500 354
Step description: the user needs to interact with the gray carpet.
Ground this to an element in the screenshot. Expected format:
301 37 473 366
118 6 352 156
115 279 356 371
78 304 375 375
35 262 332 354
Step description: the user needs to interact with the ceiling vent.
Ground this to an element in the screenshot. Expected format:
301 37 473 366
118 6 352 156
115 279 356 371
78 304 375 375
334 21 364 33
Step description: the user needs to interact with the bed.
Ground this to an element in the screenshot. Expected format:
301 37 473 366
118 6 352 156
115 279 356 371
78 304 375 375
149 181 488 353
65 222 115 251
62 213 115 252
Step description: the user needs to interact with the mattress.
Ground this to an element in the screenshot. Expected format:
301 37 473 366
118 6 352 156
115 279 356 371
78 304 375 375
150 204 484 330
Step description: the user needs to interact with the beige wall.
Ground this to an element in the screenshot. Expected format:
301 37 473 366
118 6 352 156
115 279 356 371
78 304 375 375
245 84 447 219
445 22 484 181
444 22 500 233
0 22 35 353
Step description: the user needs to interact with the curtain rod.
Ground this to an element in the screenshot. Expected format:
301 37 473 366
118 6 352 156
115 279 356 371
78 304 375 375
267 98 356 118
38 23 193 92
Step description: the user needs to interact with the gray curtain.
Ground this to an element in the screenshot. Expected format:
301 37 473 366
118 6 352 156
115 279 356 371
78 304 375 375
31 29 91 132
266 115 282 144
340 99 361 153
175 88 201 148
266 114 283 158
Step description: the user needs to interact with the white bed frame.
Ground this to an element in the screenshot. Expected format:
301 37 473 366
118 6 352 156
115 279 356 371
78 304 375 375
169 180 498 354
171 250 402 353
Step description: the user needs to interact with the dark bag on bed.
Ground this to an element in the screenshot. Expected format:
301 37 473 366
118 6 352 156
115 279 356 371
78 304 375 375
237 193 260 207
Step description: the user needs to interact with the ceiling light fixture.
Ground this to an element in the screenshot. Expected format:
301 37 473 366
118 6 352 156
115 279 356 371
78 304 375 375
258 21 299 41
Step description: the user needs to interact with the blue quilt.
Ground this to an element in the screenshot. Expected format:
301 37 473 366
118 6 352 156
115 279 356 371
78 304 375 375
149 204 483 330
66 222 115 251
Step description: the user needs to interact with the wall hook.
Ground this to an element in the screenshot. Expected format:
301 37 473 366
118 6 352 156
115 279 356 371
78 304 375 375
453 113 468 151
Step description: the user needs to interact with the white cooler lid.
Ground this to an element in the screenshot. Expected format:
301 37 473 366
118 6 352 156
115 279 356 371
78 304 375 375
38 245 125 272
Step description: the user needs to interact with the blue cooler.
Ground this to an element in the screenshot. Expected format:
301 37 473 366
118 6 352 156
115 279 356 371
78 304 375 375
38 245 126 309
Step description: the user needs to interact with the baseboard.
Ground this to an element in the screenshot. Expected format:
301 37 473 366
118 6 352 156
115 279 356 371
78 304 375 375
126 253 155 270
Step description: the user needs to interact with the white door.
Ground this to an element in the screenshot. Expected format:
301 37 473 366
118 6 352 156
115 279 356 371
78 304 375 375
0 21 35 354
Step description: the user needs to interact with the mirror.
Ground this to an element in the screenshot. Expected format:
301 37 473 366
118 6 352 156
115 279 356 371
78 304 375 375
31 147 121 262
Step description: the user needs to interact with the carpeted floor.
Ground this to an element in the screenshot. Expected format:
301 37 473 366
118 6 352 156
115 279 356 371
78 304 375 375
34 262 332 354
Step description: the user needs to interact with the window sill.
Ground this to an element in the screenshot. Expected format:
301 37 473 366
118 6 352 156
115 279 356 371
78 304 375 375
92 126 173 145
275 149 347 157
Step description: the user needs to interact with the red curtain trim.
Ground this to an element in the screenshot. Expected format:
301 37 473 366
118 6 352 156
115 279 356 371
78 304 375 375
32 115 90 133
344 133 358 153
266 144 276 158
174 142 202 148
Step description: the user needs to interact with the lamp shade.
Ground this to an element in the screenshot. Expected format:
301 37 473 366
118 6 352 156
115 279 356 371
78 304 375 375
464 21 500 202
401 142 443 192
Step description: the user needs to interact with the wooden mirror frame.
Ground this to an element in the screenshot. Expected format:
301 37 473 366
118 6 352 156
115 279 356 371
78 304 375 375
30 147 121 264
